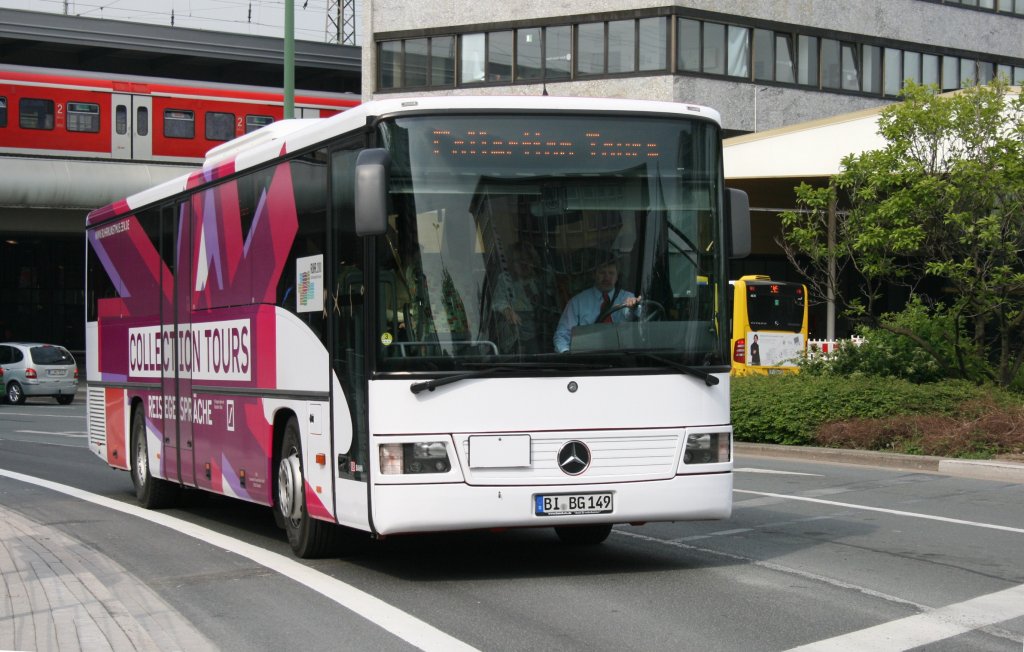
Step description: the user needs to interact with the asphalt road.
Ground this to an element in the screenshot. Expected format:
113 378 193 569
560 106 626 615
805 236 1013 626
1 397 1022 651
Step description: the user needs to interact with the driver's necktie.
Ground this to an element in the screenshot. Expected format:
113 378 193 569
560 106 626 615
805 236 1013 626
600 292 612 323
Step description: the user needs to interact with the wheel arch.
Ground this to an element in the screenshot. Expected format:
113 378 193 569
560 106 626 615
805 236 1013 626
270 406 299 504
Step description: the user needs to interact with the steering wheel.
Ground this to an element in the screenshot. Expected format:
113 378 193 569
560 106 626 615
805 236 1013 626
596 298 665 323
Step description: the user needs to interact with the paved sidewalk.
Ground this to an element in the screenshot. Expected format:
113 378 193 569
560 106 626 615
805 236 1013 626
0 505 214 652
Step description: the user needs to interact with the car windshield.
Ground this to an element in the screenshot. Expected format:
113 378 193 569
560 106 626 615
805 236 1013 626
31 346 74 365
373 113 728 373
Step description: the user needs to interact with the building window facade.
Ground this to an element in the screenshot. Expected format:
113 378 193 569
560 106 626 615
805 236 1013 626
375 8 1024 97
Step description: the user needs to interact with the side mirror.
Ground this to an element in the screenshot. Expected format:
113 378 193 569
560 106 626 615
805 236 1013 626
728 188 751 259
355 148 390 236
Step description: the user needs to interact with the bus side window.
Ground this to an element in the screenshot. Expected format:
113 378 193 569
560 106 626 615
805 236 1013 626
0 97 7 128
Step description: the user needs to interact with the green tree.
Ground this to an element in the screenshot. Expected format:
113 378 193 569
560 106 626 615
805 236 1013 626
780 79 1024 386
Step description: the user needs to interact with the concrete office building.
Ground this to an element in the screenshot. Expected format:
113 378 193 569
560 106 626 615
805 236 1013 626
363 0 1024 335
363 0 1024 135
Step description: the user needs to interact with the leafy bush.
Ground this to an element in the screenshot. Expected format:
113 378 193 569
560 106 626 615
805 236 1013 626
731 374 986 446
799 297 990 383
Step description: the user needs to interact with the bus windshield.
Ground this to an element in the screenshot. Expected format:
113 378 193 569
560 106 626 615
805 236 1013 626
374 113 727 372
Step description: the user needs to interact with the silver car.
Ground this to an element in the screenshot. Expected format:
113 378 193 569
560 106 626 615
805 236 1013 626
0 342 79 405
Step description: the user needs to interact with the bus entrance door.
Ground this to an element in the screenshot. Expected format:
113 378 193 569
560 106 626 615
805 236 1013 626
160 201 196 486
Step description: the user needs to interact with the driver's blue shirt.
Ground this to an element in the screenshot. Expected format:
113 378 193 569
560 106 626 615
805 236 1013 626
554 286 637 353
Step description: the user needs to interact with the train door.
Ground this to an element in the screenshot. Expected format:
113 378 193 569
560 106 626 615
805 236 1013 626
133 96 153 160
111 93 154 160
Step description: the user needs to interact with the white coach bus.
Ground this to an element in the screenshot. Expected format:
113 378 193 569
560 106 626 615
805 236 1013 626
85 95 750 558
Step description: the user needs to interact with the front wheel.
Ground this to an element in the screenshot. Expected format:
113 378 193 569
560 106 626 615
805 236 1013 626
277 417 343 558
130 407 177 508
6 381 25 405
56 394 74 405
554 523 613 545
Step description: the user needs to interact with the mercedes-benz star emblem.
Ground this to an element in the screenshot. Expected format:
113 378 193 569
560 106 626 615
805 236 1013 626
557 440 591 476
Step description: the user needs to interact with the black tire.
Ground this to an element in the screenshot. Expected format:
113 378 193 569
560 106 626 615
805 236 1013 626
277 416 343 558
56 394 74 405
554 523 613 545
6 381 25 405
130 406 177 508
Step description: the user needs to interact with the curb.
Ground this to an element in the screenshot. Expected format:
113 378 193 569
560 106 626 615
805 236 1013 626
735 442 1024 483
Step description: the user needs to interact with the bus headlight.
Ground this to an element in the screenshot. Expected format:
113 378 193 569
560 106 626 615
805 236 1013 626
683 432 731 465
380 442 452 474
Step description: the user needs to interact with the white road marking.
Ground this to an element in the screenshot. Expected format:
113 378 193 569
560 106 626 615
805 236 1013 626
16 430 87 437
735 467 823 476
734 489 1024 535
0 411 85 419
0 468 480 652
787 583 1024 651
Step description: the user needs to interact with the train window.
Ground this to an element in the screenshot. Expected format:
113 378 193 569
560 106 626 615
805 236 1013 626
137 107 149 136
164 109 195 139
205 111 234 141
20 98 54 130
246 114 274 133
0 97 6 128
67 102 100 133
115 105 127 135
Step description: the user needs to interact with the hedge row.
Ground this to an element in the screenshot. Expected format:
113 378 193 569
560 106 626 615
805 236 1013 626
730 374 995 446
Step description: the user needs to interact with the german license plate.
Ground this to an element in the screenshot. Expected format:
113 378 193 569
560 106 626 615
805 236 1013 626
535 493 613 516
767 368 784 375
48 369 67 377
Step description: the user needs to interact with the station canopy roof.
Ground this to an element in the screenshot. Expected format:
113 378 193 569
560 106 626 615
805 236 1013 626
724 87 1021 181
723 105 888 181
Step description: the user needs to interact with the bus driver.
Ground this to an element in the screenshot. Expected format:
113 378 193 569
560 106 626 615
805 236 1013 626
553 258 641 353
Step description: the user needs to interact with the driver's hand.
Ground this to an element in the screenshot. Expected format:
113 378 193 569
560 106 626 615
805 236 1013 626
624 295 642 308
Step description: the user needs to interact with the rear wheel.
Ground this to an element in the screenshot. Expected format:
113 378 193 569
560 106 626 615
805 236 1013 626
130 407 177 508
554 523 613 545
6 381 24 405
277 416 343 558
56 394 74 405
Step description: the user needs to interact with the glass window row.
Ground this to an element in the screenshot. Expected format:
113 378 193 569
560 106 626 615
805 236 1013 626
0 97 273 141
377 13 1024 97
921 0 1024 15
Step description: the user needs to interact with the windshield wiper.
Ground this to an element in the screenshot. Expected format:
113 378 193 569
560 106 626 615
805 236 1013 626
409 362 594 395
632 352 721 386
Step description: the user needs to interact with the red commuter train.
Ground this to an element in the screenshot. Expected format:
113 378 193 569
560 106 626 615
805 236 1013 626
0 65 360 163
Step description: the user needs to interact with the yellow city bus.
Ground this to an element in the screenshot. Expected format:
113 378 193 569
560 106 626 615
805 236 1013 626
730 275 808 375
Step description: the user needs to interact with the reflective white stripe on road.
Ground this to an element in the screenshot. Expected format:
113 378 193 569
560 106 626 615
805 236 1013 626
788 583 1024 651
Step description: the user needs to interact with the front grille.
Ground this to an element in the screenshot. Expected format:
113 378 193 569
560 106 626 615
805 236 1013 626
459 430 681 485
